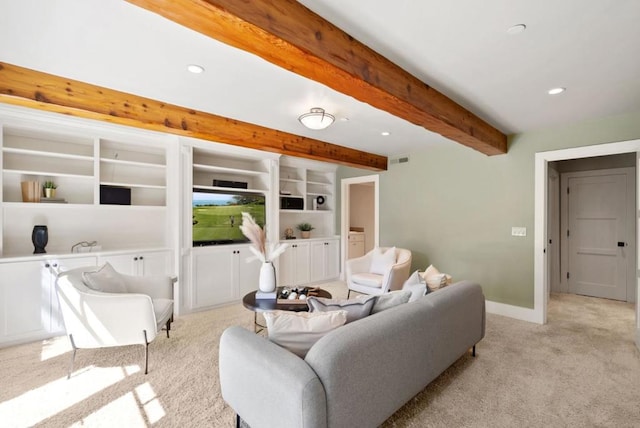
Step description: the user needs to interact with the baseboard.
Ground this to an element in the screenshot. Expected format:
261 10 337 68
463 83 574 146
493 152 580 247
485 300 543 324
636 328 640 351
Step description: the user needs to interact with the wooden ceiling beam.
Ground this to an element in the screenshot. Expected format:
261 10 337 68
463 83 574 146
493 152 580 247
126 0 507 155
0 62 387 171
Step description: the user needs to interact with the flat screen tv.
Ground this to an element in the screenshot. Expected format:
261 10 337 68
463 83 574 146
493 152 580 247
192 189 266 246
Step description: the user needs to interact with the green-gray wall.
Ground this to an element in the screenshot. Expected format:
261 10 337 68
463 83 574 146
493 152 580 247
337 110 640 308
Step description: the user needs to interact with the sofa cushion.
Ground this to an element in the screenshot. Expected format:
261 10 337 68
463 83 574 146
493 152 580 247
307 295 376 323
402 270 428 302
371 290 412 314
350 272 383 288
82 263 128 293
370 247 397 275
263 310 348 358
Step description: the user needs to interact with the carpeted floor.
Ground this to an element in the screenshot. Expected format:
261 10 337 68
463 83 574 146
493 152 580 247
1 282 639 427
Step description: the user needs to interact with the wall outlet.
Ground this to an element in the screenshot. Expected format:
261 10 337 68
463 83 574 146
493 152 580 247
511 227 527 237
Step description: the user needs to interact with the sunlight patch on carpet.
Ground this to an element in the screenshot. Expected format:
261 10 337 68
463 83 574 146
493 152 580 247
70 392 147 427
0 366 129 427
136 382 165 424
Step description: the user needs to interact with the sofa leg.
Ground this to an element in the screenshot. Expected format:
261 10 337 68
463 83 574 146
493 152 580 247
472 345 476 357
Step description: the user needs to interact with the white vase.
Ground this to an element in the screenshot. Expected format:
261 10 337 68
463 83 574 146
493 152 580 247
259 261 276 292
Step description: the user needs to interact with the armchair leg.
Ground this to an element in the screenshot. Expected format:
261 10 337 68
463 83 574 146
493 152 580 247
236 414 241 428
347 289 351 299
472 345 476 357
143 330 150 375
165 319 171 339
67 334 77 380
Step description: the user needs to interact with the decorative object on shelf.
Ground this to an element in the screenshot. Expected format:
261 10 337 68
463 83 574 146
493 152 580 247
240 212 288 292
313 195 325 210
21 181 41 203
42 181 58 199
31 225 48 254
284 227 295 240
298 107 335 130
297 222 315 239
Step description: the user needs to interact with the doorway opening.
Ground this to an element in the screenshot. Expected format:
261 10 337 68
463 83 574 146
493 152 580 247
534 139 640 350
547 155 636 302
340 175 379 280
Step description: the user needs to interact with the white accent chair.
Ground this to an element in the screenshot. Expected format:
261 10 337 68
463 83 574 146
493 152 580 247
346 247 412 298
55 265 174 378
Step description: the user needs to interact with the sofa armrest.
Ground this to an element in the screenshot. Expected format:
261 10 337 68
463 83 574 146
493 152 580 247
219 326 327 428
121 273 173 300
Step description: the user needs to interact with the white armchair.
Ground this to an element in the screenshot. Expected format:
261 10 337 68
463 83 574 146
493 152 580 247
346 247 412 298
55 264 174 378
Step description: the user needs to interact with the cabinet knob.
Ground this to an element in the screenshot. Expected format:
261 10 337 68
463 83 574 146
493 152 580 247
134 257 138 261
44 263 50 268
140 256 144 260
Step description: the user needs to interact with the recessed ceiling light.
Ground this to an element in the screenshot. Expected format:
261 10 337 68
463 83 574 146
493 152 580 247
507 24 526 35
381 131 390 136
187 64 205 74
548 87 566 95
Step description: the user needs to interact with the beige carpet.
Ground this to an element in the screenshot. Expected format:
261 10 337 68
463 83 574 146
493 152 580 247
1 282 639 427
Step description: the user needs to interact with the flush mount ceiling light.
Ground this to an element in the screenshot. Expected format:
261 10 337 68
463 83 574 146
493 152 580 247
298 107 335 130
187 64 205 74
548 87 566 95
381 131 390 136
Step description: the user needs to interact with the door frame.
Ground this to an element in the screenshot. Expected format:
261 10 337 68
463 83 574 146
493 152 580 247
534 139 640 350
340 175 379 280
559 168 635 300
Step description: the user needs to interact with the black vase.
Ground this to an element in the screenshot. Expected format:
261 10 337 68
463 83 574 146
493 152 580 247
32 225 48 254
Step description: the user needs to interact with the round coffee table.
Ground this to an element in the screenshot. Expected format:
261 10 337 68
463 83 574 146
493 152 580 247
242 287 332 332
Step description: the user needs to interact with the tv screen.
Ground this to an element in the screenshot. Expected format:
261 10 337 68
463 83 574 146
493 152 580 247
192 189 266 246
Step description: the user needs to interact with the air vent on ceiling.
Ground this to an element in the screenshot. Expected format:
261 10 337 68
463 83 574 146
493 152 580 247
389 155 410 166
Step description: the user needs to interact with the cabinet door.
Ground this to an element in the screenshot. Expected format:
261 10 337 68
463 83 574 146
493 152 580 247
237 248 261 297
310 241 326 282
0 261 48 340
279 245 296 287
98 254 137 275
138 250 172 276
293 242 310 285
325 239 340 280
192 248 236 308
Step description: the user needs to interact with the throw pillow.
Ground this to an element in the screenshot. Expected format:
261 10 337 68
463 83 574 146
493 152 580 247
82 262 128 293
402 269 428 302
421 264 441 280
263 310 348 358
370 247 397 275
307 295 376 323
370 290 412 314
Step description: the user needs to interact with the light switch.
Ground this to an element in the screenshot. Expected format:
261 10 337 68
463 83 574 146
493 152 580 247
511 227 527 237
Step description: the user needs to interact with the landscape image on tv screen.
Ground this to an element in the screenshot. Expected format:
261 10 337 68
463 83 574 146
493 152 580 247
192 190 266 245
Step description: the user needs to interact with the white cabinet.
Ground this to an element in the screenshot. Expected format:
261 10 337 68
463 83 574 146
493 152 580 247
190 246 260 310
0 255 97 346
310 238 340 282
279 242 310 286
98 250 172 276
348 232 365 259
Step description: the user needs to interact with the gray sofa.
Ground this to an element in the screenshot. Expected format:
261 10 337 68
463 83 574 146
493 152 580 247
219 280 485 428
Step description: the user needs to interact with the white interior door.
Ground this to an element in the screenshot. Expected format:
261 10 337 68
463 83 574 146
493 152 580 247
564 170 632 301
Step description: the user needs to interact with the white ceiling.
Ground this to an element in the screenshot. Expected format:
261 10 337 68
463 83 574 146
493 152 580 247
1 0 639 158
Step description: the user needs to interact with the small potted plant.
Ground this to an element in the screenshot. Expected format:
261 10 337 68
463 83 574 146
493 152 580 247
43 181 58 199
297 222 314 239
